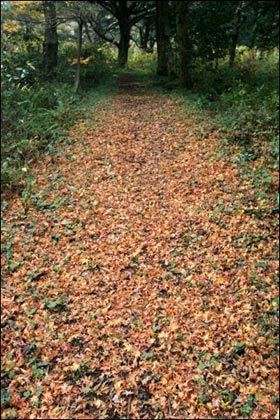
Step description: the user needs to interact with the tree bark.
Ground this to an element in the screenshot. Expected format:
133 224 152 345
93 0 154 67
156 1 172 77
175 1 193 88
74 21 83 94
139 19 155 53
229 1 245 67
118 27 130 67
42 0 58 79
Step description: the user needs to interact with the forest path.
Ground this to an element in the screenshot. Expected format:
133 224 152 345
1 77 278 419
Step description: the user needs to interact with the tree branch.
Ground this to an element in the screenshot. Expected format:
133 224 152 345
94 0 118 16
89 19 119 46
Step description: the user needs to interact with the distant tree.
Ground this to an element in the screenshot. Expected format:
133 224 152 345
175 0 193 87
156 0 173 77
189 1 234 67
134 15 156 53
248 0 279 52
42 0 58 79
228 1 247 67
88 0 155 67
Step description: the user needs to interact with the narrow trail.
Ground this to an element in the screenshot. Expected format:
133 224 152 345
1 75 278 419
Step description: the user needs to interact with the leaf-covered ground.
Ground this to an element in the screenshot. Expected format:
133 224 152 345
1 77 279 419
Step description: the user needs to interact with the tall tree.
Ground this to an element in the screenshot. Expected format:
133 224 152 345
156 0 173 77
175 0 193 88
90 0 154 67
229 1 246 67
134 15 156 53
74 19 83 93
42 0 58 79
248 0 279 52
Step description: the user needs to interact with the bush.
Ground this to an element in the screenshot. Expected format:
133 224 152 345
56 43 116 86
191 49 279 137
1 82 78 190
171 48 279 207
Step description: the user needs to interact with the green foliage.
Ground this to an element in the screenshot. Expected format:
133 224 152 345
57 43 116 85
1 82 77 190
238 394 259 416
128 49 157 75
1 389 11 408
170 49 278 208
1 70 115 192
1 11 116 192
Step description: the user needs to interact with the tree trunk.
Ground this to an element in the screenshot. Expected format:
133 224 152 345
175 1 193 88
42 0 58 79
229 1 245 67
156 1 173 77
229 31 239 67
139 21 154 53
118 28 130 67
74 21 83 94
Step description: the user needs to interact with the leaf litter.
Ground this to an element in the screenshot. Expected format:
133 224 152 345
1 81 279 419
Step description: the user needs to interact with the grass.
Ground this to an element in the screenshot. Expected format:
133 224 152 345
1 74 116 192
164 49 279 209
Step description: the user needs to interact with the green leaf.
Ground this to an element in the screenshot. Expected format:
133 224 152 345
142 352 154 360
232 341 245 356
168 263 177 270
198 362 207 370
210 357 217 366
47 299 63 309
23 390 31 398
239 404 253 415
8 261 18 272
33 367 44 378
36 386 43 397
199 394 207 403
1 389 11 404
29 308 37 315
81 358 91 366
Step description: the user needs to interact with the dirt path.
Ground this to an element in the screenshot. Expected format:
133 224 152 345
1 77 278 419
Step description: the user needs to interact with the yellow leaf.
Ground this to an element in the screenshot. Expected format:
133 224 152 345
81 56 93 64
132 247 142 257
114 381 122 394
215 362 223 372
3 22 20 32
93 399 103 408
71 363 80 371
124 343 133 352
158 331 169 339
221 401 232 410
161 377 168 385
70 56 93 65
169 322 179 332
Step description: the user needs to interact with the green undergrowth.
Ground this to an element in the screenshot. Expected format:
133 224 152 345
127 50 157 76
1 37 117 192
166 50 279 209
114 50 158 85
1 79 115 192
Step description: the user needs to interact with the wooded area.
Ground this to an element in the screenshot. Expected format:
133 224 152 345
1 1 279 419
